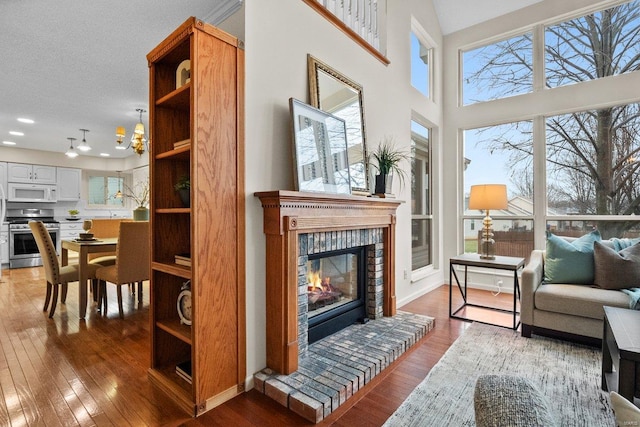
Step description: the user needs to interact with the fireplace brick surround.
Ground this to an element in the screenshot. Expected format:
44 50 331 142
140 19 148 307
297 229 384 358
255 191 402 375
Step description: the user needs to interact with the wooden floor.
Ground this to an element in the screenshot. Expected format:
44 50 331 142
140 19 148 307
0 267 516 426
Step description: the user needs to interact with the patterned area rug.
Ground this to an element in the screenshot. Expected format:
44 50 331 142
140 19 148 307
384 322 615 426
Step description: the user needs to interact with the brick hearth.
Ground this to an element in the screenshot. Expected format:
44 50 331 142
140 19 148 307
254 312 435 423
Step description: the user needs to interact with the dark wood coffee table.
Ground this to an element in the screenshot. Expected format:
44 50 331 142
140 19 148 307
602 306 640 402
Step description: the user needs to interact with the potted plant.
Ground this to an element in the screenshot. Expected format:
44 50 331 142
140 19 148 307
369 137 409 196
124 180 150 221
174 176 190 207
67 209 80 219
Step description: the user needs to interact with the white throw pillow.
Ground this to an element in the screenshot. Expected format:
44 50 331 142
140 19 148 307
611 391 640 427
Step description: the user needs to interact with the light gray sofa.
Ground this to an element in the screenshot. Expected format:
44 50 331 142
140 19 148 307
521 237 631 344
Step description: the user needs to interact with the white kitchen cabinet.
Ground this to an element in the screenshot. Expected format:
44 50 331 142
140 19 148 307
60 221 83 240
0 224 8 265
57 167 81 201
8 163 56 184
0 162 7 198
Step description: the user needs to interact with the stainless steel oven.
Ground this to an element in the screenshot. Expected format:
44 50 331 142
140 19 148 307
7 208 60 269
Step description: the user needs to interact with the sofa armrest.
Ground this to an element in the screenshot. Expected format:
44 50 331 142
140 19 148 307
521 250 545 327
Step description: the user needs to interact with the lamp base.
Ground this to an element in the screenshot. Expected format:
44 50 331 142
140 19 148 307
479 254 496 260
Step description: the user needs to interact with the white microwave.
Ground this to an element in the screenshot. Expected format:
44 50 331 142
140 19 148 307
7 183 57 203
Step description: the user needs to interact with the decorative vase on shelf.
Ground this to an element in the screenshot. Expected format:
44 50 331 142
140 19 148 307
178 189 190 208
133 206 149 221
374 174 393 196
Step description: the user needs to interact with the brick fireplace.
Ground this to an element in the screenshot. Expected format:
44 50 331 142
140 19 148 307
255 191 402 374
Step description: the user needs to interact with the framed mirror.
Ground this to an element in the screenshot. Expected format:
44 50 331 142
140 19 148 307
308 55 369 195
289 98 351 195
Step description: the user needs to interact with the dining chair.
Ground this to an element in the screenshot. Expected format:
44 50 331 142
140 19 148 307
95 221 150 318
29 221 100 318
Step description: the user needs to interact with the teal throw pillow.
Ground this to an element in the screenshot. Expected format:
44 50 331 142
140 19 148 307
544 230 601 284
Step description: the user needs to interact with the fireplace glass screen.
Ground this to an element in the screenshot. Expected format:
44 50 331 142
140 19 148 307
307 252 359 318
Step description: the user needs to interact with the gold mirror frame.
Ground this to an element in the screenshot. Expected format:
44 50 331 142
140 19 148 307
308 54 369 195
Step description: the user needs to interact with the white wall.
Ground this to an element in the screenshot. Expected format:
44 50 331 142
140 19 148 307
243 0 444 384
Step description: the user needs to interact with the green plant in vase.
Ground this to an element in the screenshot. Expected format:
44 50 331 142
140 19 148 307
369 137 409 196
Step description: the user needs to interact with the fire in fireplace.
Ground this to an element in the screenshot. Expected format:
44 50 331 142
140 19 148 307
306 246 366 344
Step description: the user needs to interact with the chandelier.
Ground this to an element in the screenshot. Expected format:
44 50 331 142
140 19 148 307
116 108 148 155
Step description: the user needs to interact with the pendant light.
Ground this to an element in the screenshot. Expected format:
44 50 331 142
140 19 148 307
78 128 91 152
114 171 123 198
65 137 78 158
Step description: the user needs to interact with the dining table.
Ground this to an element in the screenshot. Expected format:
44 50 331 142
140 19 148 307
61 237 118 319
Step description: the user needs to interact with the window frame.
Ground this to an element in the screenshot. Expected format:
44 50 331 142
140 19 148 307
411 119 433 272
456 0 640 252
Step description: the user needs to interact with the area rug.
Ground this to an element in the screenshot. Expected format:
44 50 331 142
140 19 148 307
384 322 615 426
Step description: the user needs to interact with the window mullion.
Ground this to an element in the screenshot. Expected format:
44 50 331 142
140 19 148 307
533 24 545 92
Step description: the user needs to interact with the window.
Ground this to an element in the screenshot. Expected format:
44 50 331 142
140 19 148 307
546 103 640 223
462 32 533 105
411 121 432 270
411 32 431 98
456 0 640 251
545 0 640 88
88 174 124 207
463 121 534 258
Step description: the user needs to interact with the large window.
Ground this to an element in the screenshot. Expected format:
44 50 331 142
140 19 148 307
411 121 432 270
545 0 640 88
463 121 534 258
462 33 533 105
546 103 640 237
460 0 640 248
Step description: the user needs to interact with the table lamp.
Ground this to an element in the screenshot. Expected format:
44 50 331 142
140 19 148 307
468 184 508 260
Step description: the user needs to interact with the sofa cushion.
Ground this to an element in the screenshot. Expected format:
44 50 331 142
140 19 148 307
535 283 629 320
544 230 601 284
594 241 640 290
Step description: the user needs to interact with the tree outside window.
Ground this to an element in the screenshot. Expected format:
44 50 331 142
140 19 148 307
462 0 640 239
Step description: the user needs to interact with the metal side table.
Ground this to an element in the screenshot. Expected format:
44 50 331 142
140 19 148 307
449 254 525 330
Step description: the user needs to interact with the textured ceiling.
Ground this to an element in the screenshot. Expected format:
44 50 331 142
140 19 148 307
0 0 242 159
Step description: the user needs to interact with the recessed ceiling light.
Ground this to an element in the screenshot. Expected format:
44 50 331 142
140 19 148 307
2 141 16 145
115 145 126 150
100 153 110 157
17 118 34 124
9 131 24 136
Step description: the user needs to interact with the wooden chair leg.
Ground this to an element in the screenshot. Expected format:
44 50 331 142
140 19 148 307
61 283 68 303
99 280 108 314
49 284 59 318
117 286 124 319
43 281 52 312
138 281 143 305
92 279 99 303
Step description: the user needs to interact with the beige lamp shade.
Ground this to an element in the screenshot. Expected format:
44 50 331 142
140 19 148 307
116 126 126 137
134 122 145 135
468 184 508 210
